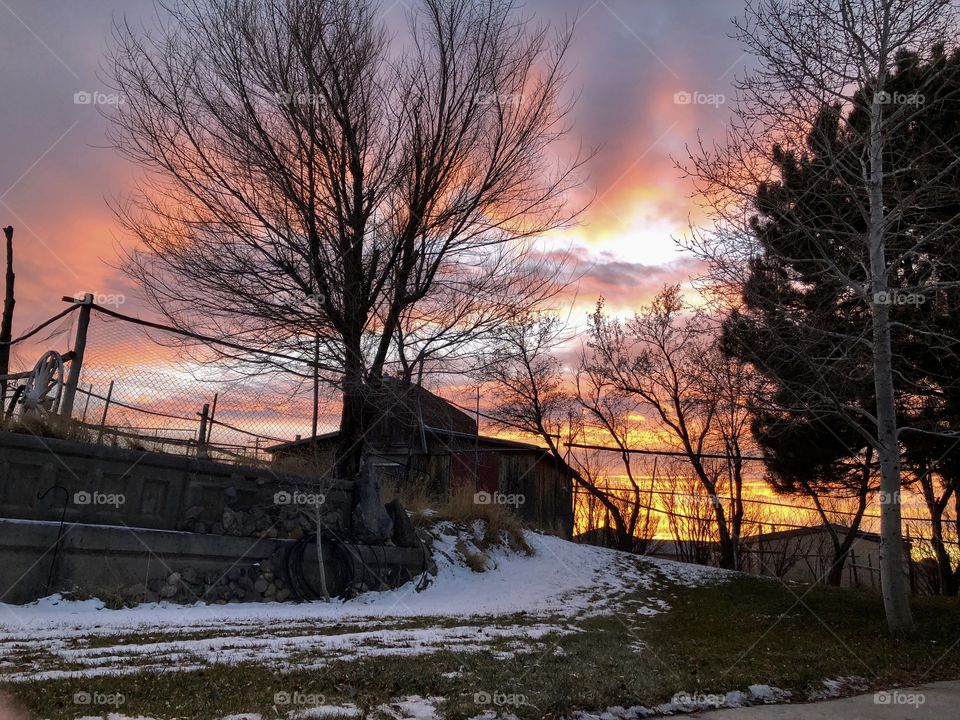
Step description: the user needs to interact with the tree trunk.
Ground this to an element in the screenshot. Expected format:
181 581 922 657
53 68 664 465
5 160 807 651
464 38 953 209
929 511 956 596
706 486 736 570
336 343 395 543
827 527 860 587
335 351 366 480
868 91 914 634
919 468 957 596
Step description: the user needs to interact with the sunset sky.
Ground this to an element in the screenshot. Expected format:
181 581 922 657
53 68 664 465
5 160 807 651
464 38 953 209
0 0 759 470
0 0 937 541
0 0 746 333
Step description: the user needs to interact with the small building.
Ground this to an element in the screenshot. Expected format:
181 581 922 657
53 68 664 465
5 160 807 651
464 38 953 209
268 379 574 537
739 523 888 588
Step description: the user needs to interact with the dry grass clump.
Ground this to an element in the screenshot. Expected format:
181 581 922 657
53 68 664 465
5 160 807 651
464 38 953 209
2 414 94 442
436 486 532 555
383 475 435 527
455 539 490 572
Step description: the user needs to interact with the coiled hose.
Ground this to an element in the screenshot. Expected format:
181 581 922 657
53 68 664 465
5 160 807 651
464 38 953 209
286 532 389 601
285 532 432 601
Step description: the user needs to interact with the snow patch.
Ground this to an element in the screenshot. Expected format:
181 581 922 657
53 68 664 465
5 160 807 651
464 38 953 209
377 695 445 720
0 525 732 682
289 705 362 719
811 676 870 700
572 684 792 718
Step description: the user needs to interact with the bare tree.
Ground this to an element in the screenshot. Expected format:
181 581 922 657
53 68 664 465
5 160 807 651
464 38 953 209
479 294 753 562
804 471 874 586
566 418 661 553
107 0 584 535
682 0 960 633
905 454 958 594
477 312 651 551
573 362 664 551
582 287 753 569
661 473 719 566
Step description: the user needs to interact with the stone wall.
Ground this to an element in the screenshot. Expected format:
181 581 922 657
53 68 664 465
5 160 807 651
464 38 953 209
0 431 431 605
0 430 352 535
0 519 429 605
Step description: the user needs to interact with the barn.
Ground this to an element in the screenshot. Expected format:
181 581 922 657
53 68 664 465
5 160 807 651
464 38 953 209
268 378 574 537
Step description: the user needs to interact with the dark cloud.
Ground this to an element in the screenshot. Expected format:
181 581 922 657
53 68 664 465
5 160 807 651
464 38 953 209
569 251 706 310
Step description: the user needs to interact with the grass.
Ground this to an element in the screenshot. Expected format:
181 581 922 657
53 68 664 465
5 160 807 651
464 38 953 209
645 576 960 695
5 571 960 719
383 476 435 522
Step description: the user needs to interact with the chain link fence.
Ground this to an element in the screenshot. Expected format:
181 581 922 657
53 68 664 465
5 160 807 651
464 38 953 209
2 300 339 465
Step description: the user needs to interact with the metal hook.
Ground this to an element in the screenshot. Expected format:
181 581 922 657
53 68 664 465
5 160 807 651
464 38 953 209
37 484 70 596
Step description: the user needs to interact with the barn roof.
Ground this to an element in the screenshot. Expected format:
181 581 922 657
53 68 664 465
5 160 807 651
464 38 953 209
267 378 477 453
266 424 554 455
741 522 883 544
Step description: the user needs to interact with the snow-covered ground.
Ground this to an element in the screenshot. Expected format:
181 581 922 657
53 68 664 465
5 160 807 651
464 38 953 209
0 526 727 687
0 525 746 720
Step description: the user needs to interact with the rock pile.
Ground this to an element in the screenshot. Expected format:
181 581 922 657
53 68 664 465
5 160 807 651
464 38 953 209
176 484 346 540
121 548 292 605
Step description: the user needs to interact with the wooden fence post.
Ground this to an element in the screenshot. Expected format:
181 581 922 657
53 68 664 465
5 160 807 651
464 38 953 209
0 226 15 413
206 392 218 445
60 293 93 419
197 403 210 459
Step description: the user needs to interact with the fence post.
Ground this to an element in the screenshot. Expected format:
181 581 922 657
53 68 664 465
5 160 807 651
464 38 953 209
96 380 113 444
197 403 210 459
206 392 218 445
0 226 15 414
79 383 92 424
60 293 93 419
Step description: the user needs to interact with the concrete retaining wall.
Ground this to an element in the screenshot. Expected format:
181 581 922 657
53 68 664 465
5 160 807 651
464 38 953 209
0 519 429 605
